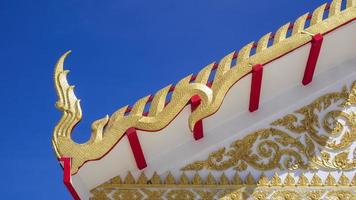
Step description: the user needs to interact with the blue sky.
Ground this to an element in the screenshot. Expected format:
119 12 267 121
0 0 327 199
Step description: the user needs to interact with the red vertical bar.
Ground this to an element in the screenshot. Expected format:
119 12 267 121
60 157 81 200
126 128 147 170
249 64 263 112
302 33 323 85
190 95 204 140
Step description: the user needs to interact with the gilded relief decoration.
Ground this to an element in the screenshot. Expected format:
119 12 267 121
90 171 356 200
182 81 356 172
52 0 356 174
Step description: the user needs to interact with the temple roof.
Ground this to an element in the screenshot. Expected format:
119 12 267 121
52 0 356 199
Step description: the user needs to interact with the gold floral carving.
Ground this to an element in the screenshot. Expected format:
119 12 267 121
90 171 356 200
306 191 323 200
196 190 218 200
182 81 356 172
141 189 165 199
51 0 356 174
271 191 301 200
112 190 142 200
326 191 355 200
166 190 195 200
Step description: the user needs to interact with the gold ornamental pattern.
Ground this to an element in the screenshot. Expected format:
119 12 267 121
182 81 356 172
52 0 356 174
90 171 356 199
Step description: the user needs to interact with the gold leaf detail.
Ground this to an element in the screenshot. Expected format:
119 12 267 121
196 190 217 200
271 173 282 186
306 191 323 200
113 189 142 200
292 13 309 35
310 3 327 26
326 191 355 200
256 33 271 53
111 176 122 184
347 0 356 8
271 191 301 199
219 173 230 185
192 173 202 185
232 173 243 185
338 173 350 186
181 161 205 171
166 190 195 200
91 189 108 200
195 63 214 84
137 172 148 184
329 0 342 17
257 173 269 186
252 191 268 200
284 173 295 186
124 172 135 184
141 189 165 199
325 173 336 186
310 173 322 186
165 172 176 184
273 23 290 44
245 173 255 185
297 173 309 186
150 172 161 184
179 173 189 185
205 173 216 185
351 174 356 186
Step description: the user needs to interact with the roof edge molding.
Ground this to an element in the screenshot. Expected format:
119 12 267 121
52 0 356 175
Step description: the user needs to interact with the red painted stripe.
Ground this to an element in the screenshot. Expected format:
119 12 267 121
302 33 324 85
126 128 147 169
60 157 81 200
190 95 204 140
249 64 263 112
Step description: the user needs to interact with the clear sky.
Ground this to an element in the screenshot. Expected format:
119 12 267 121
0 0 327 199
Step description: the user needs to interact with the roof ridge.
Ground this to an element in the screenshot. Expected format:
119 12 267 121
52 0 356 175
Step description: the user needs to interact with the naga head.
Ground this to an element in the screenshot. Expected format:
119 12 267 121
52 51 109 170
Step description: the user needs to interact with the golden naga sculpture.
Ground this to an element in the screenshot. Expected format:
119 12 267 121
52 0 356 175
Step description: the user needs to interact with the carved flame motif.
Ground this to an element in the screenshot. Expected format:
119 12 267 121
52 0 356 174
90 171 356 200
